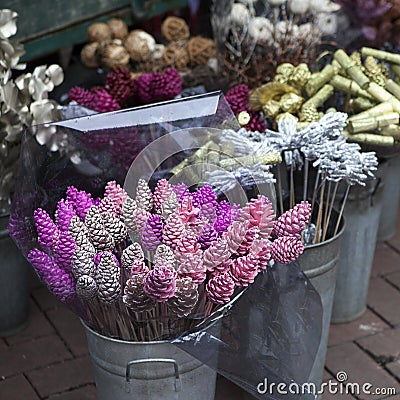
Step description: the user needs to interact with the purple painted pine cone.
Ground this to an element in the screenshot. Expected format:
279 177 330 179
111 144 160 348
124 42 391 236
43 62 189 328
271 236 304 264
214 201 233 234
273 201 311 237
198 224 219 250
75 190 95 221
34 208 59 252
56 199 76 232
206 271 235 305
54 231 76 272
141 214 163 251
143 263 177 302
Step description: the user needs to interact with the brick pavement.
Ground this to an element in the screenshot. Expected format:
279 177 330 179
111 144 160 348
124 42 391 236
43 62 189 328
1 220 400 399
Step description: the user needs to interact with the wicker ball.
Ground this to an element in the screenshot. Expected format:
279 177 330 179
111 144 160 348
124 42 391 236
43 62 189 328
124 30 156 62
87 22 112 43
187 37 216 67
162 43 189 70
80 42 100 68
100 41 130 69
161 16 190 42
107 18 128 40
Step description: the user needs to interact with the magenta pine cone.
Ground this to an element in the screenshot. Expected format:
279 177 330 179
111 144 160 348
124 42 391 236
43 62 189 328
203 237 232 272
56 199 76 232
91 87 121 113
104 180 128 214
193 185 218 208
273 201 311 237
163 212 185 249
68 86 95 108
28 249 75 303
241 195 275 239
206 271 235 305
271 236 304 264
54 231 76 272
237 226 258 256
172 183 189 201
66 186 79 207
143 263 177 302
225 84 250 114
153 179 173 213
198 224 219 250
75 190 94 221
224 220 249 255
141 214 163 251
177 253 206 284
34 208 59 252
231 254 260 286
246 111 267 132
214 201 233 234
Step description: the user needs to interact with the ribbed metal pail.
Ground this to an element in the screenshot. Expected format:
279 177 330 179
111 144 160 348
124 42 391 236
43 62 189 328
83 321 218 400
332 176 385 323
298 219 344 392
377 156 400 242
0 215 30 337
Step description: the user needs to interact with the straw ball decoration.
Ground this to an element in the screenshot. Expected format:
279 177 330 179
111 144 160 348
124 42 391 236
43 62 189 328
87 22 112 43
161 16 190 42
187 36 216 67
162 43 190 70
107 18 128 40
99 41 130 69
124 30 156 62
80 42 100 68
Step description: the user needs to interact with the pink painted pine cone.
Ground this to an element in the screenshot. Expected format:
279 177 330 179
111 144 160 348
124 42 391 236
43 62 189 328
231 254 260 286
34 208 59 252
134 208 150 234
250 239 272 270
203 237 232 272
271 236 304 264
167 277 199 318
143 263 177 302
153 179 173 213
163 212 185 249
206 271 235 305
98 196 119 216
154 244 176 265
104 181 128 212
174 230 201 263
224 220 249 255
273 201 311 237
177 252 206 284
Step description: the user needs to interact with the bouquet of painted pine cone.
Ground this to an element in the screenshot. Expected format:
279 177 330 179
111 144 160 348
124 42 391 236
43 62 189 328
27 179 311 341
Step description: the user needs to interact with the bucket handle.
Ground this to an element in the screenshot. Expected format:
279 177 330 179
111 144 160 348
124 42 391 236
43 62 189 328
125 358 181 392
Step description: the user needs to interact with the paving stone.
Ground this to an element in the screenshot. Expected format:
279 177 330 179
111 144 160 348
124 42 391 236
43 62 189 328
323 369 332 382
0 335 72 377
32 287 61 311
387 272 400 291
367 278 400 326
215 375 246 400
328 310 389 346
47 384 97 400
27 356 94 398
46 307 89 356
325 342 399 399
0 374 40 400
371 244 400 277
386 360 400 380
388 214 400 252
357 328 400 364
0 339 7 351
6 309 55 345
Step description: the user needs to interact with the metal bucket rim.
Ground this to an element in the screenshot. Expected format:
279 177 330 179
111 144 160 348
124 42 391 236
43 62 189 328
304 214 345 250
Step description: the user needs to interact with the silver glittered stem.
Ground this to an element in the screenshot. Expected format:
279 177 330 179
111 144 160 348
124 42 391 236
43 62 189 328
303 159 309 201
322 181 339 242
277 166 285 215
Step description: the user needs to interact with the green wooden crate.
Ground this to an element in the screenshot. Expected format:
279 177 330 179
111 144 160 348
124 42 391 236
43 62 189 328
3 0 187 60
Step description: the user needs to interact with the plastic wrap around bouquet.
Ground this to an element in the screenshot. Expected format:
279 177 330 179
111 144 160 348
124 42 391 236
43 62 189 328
10 93 322 399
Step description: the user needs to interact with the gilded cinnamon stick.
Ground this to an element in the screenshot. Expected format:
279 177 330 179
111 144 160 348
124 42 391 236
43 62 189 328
347 112 399 133
348 102 394 121
361 47 400 65
334 49 370 89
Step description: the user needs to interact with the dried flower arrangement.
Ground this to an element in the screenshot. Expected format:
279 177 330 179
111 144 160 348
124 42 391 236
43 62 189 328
27 179 311 340
0 9 64 214
211 0 340 88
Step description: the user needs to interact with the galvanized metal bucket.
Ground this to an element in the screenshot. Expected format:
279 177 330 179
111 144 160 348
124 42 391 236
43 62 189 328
83 321 218 400
297 217 344 391
0 215 30 337
377 156 400 242
332 176 385 323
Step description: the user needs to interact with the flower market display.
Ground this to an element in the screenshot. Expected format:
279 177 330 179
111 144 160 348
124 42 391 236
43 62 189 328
27 179 311 341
